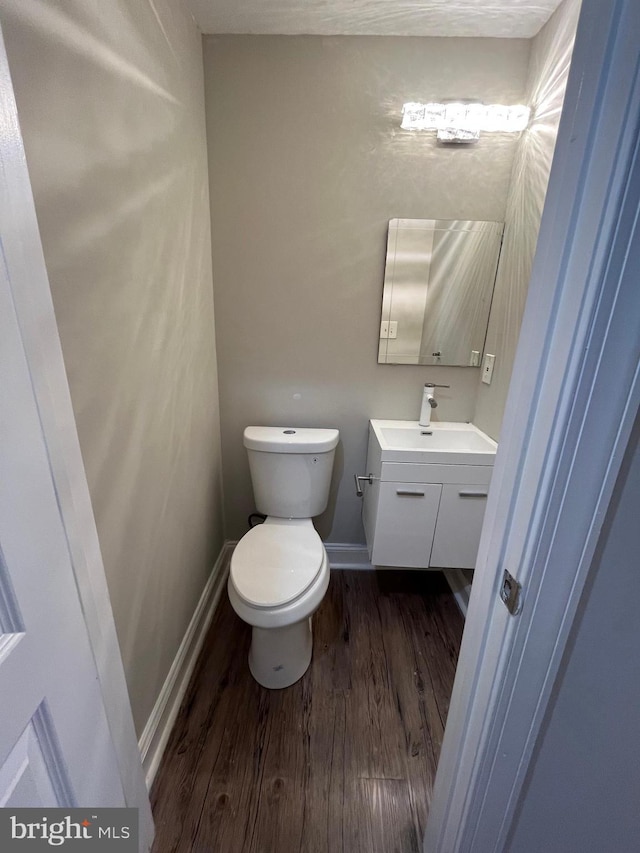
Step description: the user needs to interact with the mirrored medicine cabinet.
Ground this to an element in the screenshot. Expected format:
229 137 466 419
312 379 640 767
378 218 504 366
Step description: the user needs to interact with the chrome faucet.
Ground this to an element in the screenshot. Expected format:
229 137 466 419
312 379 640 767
419 382 449 427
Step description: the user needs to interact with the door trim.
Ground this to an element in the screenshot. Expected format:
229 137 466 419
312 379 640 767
425 0 640 849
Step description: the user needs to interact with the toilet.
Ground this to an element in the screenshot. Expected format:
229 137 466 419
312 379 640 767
227 425 339 689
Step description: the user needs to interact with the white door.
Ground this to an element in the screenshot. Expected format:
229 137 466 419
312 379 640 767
425 0 640 848
0 186 129 809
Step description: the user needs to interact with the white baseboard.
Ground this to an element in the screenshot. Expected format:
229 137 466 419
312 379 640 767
138 542 233 790
325 543 373 570
443 568 472 618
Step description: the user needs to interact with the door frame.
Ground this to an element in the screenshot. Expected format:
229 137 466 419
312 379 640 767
425 0 640 849
0 20 153 850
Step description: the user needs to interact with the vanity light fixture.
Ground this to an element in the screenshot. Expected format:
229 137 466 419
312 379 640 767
401 102 530 142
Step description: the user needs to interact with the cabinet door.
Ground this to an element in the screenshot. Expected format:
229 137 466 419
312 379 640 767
430 484 489 569
371 481 442 568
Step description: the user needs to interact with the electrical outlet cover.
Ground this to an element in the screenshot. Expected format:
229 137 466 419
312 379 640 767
482 353 495 384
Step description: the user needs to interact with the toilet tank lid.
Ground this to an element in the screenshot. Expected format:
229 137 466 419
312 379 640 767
244 426 339 453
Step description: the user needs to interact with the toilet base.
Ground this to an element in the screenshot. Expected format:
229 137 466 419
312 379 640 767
248 618 313 689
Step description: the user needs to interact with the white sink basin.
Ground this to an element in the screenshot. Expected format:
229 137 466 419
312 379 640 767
371 420 497 465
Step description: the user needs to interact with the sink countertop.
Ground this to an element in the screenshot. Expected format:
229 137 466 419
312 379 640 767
370 420 497 466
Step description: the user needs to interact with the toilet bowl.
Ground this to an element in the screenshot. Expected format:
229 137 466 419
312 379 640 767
228 518 330 688
227 426 339 689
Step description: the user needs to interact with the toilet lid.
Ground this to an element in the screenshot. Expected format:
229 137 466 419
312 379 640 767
231 523 324 608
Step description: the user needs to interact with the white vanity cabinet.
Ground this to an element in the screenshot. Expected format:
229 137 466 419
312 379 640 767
366 480 442 568
430 483 490 568
362 420 495 570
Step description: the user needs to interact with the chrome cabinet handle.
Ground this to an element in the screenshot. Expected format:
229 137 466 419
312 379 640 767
458 490 488 497
396 489 425 497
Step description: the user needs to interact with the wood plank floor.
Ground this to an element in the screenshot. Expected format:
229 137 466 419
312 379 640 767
151 570 464 853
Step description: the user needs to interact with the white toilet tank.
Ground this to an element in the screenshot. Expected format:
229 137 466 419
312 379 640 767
244 426 339 518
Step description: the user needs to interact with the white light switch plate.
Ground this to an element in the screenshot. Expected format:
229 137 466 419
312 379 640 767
482 353 495 384
380 320 389 338
388 321 398 339
470 350 480 366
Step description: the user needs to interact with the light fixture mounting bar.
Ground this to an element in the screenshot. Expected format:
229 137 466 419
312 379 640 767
401 102 530 140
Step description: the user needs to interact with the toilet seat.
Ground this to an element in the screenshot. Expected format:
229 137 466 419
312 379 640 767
230 521 324 609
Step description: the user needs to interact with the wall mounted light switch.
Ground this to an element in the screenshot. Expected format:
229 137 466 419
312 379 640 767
388 321 398 339
482 353 495 384
380 321 389 339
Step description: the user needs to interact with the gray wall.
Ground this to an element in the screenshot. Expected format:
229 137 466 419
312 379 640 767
2 0 224 735
204 35 530 543
473 0 581 440
508 415 640 852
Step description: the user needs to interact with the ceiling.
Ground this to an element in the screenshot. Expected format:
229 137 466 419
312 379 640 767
188 0 565 39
